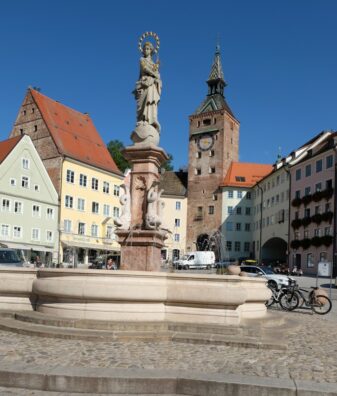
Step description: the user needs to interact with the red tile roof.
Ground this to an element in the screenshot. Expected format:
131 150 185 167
222 162 273 188
0 135 23 164
30 89 122 175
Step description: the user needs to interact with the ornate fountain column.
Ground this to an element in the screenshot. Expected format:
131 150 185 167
114 32 169 271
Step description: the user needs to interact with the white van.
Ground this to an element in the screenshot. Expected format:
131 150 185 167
176 251 215 270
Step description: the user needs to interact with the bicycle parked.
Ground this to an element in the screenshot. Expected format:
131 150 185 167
290 285 332 315
266 278 299 311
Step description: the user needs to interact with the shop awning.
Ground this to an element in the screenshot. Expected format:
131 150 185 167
61 241 120 252
5 242 56 253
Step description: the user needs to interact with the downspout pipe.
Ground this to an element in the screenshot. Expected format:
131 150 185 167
333 146 337 277
284 166 291 270
257 184 263 264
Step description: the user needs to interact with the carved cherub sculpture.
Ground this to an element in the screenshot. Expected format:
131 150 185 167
114 184 131 230
145 183 164 230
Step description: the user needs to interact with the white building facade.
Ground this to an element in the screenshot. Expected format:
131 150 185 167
220 162 273 262
221 186 254 261
0 135 59 265
159 171 188 262
252 166 290 265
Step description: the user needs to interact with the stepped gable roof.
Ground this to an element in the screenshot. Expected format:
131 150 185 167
159 171 188 197
30 89 122 175
0 135 22 164
222 162 273 188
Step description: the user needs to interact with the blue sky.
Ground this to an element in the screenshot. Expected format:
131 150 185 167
0 0 336 170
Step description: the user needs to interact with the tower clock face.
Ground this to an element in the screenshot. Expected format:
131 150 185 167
197 134 215 151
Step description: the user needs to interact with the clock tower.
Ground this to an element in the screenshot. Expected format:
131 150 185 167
186 45 240 253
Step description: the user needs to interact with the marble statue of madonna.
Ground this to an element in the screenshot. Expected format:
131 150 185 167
133 40 162 133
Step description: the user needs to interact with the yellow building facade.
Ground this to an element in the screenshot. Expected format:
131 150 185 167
60 158 124 266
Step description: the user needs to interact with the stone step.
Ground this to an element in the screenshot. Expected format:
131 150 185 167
0 315 287 349
0 312 291 350
5 309 287 333
0 389 187 396
0 365 335 395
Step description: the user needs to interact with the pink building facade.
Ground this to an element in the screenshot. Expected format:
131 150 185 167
289 133 336 275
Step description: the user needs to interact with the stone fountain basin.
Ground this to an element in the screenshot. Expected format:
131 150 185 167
29 269 270 325
0 269 271 325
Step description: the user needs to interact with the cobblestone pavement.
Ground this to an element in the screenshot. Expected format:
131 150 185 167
0 308 336 386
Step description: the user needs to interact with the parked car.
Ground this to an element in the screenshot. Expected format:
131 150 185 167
215 258 236 269
240 265 293 289
0 248 23 268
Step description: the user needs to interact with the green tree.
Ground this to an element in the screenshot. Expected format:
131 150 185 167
161 153 174 171
107 140 130 173
107 140 174 172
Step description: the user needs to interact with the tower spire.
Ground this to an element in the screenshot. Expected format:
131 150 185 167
193 44 234 117
207 45 227 96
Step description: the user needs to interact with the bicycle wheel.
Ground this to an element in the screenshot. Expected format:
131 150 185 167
279 291 299 311
311 295 332 315
294 290 305 307
265 294 276 307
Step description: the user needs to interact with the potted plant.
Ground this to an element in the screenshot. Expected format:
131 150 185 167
302 217 312 227
311 213 322 225
290 240 301 249
322 188 334 200
321 211 333 223
301 238 311 250
292 197 302 207
321 235 333 247
311 236 322 247
312 191 322 202
291 218 302 229
302 195 312 206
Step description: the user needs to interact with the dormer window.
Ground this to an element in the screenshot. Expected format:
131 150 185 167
235 176 246 182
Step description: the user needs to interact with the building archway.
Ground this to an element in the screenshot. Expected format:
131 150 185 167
261 237 287 265
196 234 209 251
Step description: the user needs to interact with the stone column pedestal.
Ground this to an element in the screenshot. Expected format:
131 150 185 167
117 229 167 271
116 144 169 271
